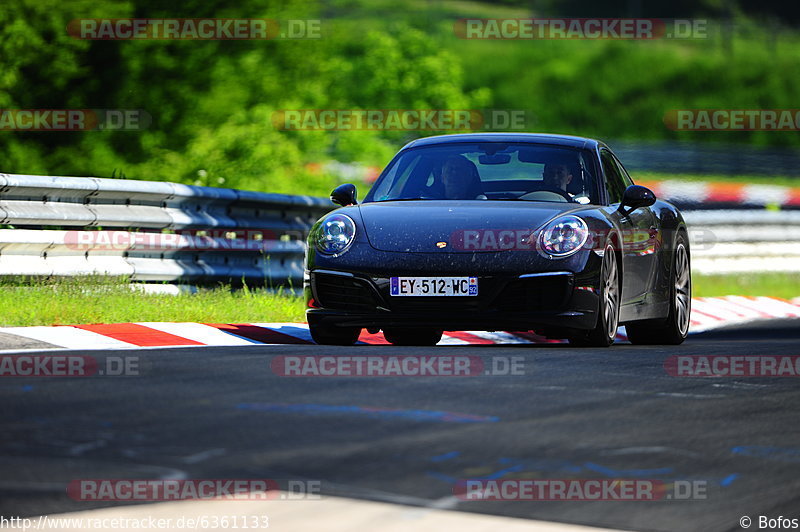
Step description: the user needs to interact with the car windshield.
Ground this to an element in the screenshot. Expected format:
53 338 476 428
364 142 599 204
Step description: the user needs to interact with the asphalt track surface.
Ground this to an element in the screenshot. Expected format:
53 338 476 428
2 320 800 532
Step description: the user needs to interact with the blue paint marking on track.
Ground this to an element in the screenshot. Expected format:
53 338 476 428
583 462 674 478
270 326 314 342
720 473 739 486
423 455 734 487
217 330 264 344
425 471 457 484
732 445 800 463
498 457 583 474
430 451 461 462
236 403 500 423
478 464 526 480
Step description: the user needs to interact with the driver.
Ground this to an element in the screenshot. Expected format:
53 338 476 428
542 163 573 192
539 161 591 204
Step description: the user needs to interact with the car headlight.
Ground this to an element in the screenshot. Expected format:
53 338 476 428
539 215 589 257
315 213 356 255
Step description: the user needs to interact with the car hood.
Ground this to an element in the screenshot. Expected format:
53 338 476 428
357 200 585 253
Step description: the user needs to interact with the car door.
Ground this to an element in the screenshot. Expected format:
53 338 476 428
600 149 657 304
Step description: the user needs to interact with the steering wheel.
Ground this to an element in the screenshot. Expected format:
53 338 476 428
518 187 574 202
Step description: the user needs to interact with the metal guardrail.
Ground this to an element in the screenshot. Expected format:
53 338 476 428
0 173 333 285
684 210 800 274
0 173 796 283
611 140 800 177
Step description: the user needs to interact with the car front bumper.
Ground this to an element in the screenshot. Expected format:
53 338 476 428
305 268 602 333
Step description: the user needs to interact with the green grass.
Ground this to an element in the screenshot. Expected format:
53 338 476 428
692 272 800 300
0 277 306 327
0 273 796 327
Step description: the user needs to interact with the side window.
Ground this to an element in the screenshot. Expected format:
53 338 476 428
600 150 625 204
611 153 634 188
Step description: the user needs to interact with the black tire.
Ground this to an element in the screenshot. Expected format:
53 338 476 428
309 324 361 346
626 234 691 345
383 328 443 346
568 243 620 347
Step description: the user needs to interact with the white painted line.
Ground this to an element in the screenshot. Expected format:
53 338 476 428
463 331 537 344
748 296 800 318
743 184 788 205
437 335 473 345
692 242 800 257
697 297 766 320
658 181 710 203
68 440 106 456
692 257 800 274
690 299 746 322
2 295 799 353
181 448 226 464
136 322 255 346
688 322 716 333
37 492 621 532
723 296 789 318
0 326 136 349
687 307 726 330
250 323 314 343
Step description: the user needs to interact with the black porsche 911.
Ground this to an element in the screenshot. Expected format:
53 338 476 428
304 133 691 347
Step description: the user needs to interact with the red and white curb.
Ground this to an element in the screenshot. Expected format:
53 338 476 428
0 297 797 352
639 180 800 207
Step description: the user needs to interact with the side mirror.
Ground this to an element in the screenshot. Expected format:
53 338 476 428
621 185 656 209
331 183 357 206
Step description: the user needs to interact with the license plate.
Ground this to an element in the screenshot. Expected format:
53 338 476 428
390 277 478 296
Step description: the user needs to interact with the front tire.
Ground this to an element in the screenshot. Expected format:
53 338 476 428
383 328 443 346
627 235 691 345
568 243 620 347
309 324 361 345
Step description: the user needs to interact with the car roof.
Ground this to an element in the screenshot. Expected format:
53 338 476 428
402 132 606 151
